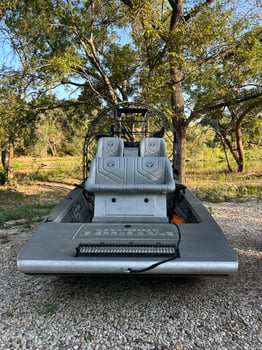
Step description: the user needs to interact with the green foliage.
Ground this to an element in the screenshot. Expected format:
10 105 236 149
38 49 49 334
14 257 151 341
1 0 131 103
85 333 93 342
26 172 51 182
186 125 261 202
244 115 262 147
33 110 65 156
0 202 54 227
0 0 261 182
13 156 82 182
103 43 139 100
192 183 262 203
44 303 58 315
5 310 14 317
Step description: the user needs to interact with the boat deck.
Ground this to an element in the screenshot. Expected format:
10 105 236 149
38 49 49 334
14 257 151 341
17 190 238 275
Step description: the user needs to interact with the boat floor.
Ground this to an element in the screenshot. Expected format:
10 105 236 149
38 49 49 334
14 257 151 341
17 220 238 275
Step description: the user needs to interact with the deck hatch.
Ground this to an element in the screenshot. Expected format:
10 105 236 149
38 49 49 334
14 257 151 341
73 223 179 240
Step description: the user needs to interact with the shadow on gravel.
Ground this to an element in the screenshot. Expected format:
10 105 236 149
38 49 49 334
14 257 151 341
50 274 218 301
54 274 207 289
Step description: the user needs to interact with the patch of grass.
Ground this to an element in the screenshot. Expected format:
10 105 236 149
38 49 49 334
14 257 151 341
44 303 58 315
26 172 51 182
4 151 261 206
0 188 25 205
84 333 93 342
192 183 262 202
5 310 15 317
186 144 261 174
235 184 262 199
0 202 54 227
186 148 261 202
206 206 215 215
13 156 82 183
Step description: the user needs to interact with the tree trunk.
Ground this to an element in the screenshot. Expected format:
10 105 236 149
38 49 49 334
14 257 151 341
173 121 187 183
168 1 187 183
1 150 9 171
170 66 187 183
218 129 244 173
220 137 233 172
235 121 245 172
121 79 128 101
7 143 14 180
2 143 14 181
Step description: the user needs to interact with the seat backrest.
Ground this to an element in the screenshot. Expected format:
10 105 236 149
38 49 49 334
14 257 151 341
85 156 175 193
139 137 166 157
96 137 124 157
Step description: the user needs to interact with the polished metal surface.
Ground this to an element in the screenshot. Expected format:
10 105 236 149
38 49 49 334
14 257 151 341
18 259 238 275
17 206 238 275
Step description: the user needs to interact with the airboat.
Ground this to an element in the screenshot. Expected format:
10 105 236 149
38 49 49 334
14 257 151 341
17 103 238 275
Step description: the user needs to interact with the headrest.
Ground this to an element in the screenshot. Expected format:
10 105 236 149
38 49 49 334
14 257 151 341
96 137 124 157
140 137 167 157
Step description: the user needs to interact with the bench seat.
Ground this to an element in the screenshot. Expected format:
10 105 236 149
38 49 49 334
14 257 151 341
85 156 175 222
85 157 175 193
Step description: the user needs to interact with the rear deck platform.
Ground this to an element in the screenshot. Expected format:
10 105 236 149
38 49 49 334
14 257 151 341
17 189 238 275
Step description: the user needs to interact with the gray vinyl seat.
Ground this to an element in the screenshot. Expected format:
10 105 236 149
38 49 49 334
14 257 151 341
96 137 124 157
85 156 175 193
85 156 175 222
139 137 167 157
85 137 175 222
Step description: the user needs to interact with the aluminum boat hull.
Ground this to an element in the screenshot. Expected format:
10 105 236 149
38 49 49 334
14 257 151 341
17 187 238 275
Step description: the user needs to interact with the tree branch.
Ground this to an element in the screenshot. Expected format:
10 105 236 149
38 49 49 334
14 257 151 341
189 91 262 122
168 0 183 31
121 0 133 8
184 0 215 21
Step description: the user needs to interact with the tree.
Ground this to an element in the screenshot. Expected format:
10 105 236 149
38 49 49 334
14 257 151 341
0 0 139 181
0 70 35 181
1 0 260 183
121 0 261 181
0 2 55 181
208 97 261 172
1 0 139 105
192 27 262 172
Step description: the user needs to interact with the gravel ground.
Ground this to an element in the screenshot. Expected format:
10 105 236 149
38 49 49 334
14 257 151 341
0 201 261 350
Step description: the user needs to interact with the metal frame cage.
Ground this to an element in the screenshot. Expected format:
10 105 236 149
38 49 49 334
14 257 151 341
83 103 177 179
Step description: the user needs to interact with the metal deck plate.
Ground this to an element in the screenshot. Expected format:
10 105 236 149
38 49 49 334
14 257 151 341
17 221 238 275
